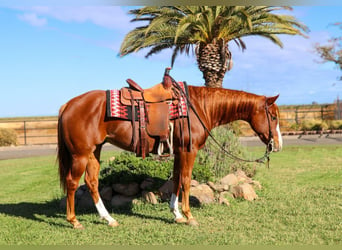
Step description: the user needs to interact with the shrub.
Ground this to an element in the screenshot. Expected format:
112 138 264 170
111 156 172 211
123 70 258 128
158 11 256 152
327 120 342 130
195 125 257 181
99 151 214 188
0 128 17 146
289 123 301 131
311 121 328 131
99 152 173 189
300 120 328 131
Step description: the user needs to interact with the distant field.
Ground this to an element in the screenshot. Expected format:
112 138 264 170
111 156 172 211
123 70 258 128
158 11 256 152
0 145 341 245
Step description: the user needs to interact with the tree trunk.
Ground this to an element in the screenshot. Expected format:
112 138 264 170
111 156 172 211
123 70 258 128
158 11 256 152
196 40 232 88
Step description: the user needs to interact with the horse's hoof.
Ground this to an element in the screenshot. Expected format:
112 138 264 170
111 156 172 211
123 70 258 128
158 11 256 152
175 217 187 224
187 218 199 227
73 222 85 230
108 220 120 227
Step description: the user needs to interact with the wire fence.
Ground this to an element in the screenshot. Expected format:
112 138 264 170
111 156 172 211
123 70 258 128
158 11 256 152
279 103 338 129
0 119 57 145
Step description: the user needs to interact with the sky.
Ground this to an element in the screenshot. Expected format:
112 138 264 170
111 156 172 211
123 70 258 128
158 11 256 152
0 4 342 117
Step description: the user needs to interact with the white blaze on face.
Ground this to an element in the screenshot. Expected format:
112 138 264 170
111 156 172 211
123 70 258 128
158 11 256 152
276 120 283 151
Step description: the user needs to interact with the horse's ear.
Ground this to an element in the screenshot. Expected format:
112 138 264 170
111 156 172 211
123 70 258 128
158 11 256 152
266 94 279 106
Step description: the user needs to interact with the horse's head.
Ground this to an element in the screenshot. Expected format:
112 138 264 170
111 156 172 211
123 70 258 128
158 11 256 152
250 95 283 152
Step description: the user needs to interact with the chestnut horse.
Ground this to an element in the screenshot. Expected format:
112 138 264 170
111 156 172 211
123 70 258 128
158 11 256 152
57 85 282 229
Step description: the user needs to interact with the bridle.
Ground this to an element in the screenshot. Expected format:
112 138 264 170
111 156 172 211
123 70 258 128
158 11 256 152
265 101 276 154
169 72 277 167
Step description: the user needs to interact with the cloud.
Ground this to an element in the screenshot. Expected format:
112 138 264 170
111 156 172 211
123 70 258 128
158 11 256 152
16 6 134 31
221 29 340 104
17 12 47 27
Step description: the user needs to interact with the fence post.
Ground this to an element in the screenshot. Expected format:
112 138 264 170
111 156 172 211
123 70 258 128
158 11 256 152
321 106 324 120
23 121 27 145
337 97 341 120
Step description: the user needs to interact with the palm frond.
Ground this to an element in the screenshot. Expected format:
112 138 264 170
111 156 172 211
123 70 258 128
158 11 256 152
120 5 309 67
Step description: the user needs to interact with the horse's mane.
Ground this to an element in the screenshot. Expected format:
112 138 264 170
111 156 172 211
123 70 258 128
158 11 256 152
188 86 263 128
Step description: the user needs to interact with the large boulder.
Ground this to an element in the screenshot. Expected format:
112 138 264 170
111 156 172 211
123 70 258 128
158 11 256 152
158 180 174 201
235 170 252 183
100 186 113 201
77 189 94 209
220 173 238 186
112 182 140 196
140 178 154 190
111 194 135 207
142 191 158 205
190 184 215 205
232 183 258 201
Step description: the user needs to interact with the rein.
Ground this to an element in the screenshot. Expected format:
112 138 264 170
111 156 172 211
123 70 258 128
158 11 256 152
170 76 274 167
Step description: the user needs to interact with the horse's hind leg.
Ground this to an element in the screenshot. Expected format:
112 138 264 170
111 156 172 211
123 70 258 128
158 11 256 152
66 155 88 229
178 151 199 226
85 151 119 227
170 153 186 223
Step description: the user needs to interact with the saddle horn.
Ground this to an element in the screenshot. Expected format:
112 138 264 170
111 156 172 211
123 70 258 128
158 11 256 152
162 67 172 89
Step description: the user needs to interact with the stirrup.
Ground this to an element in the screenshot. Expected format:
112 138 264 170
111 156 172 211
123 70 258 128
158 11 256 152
157 122 174 157
157 138 173 157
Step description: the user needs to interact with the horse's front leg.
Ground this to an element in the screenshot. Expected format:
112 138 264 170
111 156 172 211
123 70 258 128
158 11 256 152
171 151 199 226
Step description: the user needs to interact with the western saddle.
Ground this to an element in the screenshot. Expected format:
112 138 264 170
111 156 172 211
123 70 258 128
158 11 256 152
119 68 188 159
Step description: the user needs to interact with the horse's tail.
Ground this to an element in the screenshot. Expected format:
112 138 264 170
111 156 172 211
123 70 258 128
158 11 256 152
57 103 71 194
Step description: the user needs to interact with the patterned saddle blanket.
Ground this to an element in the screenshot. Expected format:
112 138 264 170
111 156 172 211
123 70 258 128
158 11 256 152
106 81 188 120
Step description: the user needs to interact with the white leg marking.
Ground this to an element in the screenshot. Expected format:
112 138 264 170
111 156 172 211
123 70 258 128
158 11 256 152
276 122 283 150
170 194 183 220
95 198 116 224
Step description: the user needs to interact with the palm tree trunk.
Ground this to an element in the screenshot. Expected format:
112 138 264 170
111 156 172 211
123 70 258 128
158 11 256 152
196 40 232 88
203 70 224 88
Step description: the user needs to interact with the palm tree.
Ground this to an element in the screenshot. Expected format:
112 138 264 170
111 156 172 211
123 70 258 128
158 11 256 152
120 6 308 88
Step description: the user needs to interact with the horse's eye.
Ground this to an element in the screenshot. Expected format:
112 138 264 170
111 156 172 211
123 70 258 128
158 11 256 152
271 116 277 121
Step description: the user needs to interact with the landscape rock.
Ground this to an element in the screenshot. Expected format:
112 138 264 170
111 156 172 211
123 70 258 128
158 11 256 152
60 169 261 210
111 194 134 207
207 181 217 191
75 184 87 199
140 178 154 190
158 180 174 201
77 189 94 208
215 184 229 192
232 183 258 201
220 173 238 186
218 196 230 206
112 182 140 196
142 191 158 205
190 179 199 187
190 184 215 204
100 186 113 201
235 170 251 183
250 180 262 190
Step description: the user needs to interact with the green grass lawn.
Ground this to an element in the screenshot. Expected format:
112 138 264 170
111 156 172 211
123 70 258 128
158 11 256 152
0 145 341 245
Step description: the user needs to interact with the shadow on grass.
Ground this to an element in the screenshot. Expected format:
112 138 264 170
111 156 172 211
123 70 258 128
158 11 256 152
0 165 202 227
0 199 69 228
0 197 177 228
